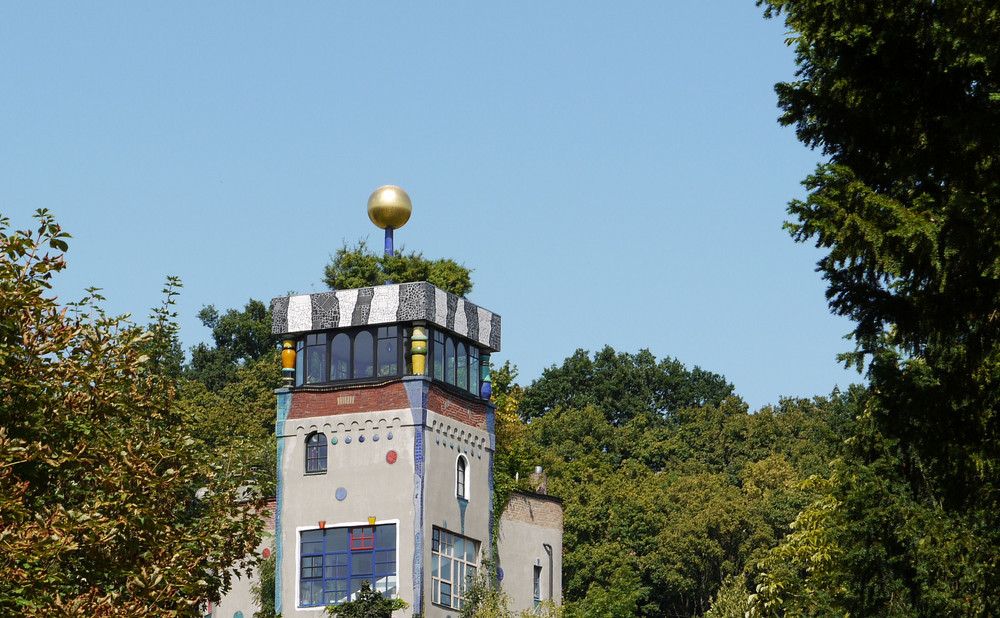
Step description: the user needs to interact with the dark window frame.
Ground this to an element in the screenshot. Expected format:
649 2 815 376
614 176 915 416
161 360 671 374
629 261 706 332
431 527 479 610
305 432 327 474
456 454 468 499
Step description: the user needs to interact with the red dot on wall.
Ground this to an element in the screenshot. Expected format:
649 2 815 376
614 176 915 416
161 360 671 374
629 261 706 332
386 450 397 464
262 548 271 559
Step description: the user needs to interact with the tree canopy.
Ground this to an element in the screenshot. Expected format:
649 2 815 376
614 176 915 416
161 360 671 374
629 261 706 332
750 1 1000 615
503 344 856 617
519 347 734 426
323 239 474 297
0 211 263 617
186 299 274 392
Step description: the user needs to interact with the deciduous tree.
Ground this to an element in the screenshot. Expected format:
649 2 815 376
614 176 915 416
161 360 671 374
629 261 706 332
323 239 473 297
0 211 263 616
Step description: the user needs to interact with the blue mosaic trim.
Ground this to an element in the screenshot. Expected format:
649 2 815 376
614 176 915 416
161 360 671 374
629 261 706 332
403 377 428 614
273 389 292 616
270 282 501 352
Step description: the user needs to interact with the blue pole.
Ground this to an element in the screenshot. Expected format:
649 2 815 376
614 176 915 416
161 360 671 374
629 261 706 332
384 227 394 257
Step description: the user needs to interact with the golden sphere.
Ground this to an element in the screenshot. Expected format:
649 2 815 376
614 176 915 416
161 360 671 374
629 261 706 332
367 185 412 230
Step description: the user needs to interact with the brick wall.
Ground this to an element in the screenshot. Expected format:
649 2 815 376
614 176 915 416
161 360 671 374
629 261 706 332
287 380 488 429
427 386 488 429
288 382 410 419
502 493 564 531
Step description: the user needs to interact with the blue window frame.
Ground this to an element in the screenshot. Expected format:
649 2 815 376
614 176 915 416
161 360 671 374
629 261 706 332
300 524 397 607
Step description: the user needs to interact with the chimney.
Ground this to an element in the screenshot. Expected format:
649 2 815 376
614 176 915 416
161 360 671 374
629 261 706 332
530 465 547 495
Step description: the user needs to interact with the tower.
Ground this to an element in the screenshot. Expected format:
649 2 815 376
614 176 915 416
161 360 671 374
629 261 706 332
269 187 501 616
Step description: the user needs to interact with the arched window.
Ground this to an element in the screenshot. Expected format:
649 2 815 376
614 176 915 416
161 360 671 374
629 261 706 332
456 455 468 499
306 432 327 474
330 333 350 381
353 331 374 378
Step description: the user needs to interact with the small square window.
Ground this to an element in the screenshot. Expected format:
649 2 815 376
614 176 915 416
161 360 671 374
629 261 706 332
350 526 374 551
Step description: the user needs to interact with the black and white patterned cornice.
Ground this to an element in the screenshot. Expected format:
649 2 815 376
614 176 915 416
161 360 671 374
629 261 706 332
270 282 501 352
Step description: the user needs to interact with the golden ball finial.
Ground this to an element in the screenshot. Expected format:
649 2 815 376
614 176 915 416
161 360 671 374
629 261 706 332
367 185 412 230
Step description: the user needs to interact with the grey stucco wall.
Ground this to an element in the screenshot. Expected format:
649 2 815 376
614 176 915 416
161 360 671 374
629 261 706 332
278 408 419 617
276 401 495 618
497 494 564 612
420 411 493 618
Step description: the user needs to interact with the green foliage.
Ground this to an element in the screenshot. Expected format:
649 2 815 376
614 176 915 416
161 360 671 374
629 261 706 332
517 344 855 617
323 239 473 297
0 211 263 617
702 573 749 618
178 300 281 493
490 362 537 539
186 299 274 392
751 1 1000 615
519 347 734 425
323 581 407 618
461 561 562 618
251 547 278 618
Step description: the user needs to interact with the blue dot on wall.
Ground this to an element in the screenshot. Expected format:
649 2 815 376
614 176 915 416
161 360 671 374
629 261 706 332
336 487 347 501
234 612 244 618
387 432 393 440
345 436 352 444
331 437 338 445
373 434 379 442
359 435 365 443
436 436 440 444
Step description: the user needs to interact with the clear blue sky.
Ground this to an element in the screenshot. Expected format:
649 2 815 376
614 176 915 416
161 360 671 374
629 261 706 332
1 2 860 411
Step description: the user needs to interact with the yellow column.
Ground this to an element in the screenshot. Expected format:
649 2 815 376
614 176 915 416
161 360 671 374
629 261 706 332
411 324 428 375
281 339 296 386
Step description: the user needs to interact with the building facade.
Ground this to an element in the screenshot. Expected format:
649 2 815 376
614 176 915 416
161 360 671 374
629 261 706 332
212 281 561 617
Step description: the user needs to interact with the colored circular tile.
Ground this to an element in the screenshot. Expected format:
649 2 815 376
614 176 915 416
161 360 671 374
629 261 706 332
386 450 398 464
331 437 338 445
497 567 504 581
436 436 440 444
336 487 347 501
345 436 352 444
262 548 271 559
387 432 393 440
373 434 379 442
359 435 365 443
478 451 482 459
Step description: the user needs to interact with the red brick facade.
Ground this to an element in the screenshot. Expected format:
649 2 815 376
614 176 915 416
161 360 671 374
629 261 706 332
288 382 410 419
287 380 488 430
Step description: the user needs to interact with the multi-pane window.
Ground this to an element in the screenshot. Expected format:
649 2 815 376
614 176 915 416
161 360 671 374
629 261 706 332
299 524 397 607
304 333 327 384
428 329 481 395
295 325 482 396
431 528 478 610
296 326 409 386
306 432 327 474
377 326 398 377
